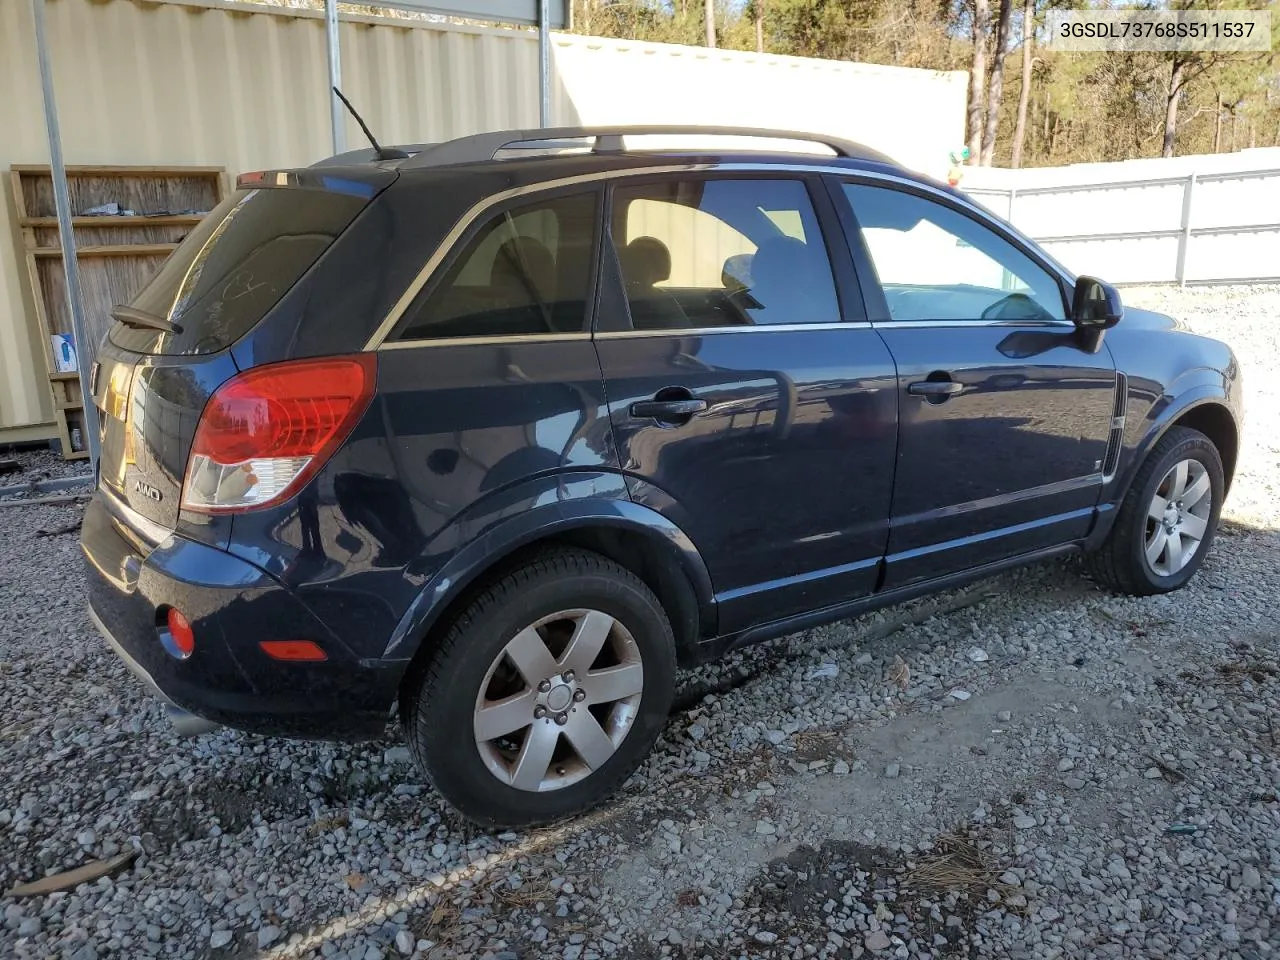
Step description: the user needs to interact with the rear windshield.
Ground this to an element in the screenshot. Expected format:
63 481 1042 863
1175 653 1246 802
109 186 370 355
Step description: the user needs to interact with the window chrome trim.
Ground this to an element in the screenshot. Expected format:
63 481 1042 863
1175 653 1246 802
368 159 1076 350
595 321 872 339
873 319 1077 330
377 332 595 350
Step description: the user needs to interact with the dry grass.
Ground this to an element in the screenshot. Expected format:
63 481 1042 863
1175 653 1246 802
306 813 350 835
411 900 460 945
490 875 555 910
904 832 1012 899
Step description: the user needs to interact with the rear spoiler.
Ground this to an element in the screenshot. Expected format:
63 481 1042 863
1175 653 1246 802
236 167 396 196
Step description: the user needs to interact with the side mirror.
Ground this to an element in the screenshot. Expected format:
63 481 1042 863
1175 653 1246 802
1071 276 1123 328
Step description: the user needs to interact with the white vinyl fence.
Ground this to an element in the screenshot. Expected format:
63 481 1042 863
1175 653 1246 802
962 149 1280 286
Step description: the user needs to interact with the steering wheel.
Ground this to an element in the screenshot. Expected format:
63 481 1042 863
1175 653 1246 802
980 292 1055 322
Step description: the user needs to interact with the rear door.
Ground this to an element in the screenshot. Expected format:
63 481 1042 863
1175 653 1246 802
594 174 898 633
370 187 616 577
831 177 1117 588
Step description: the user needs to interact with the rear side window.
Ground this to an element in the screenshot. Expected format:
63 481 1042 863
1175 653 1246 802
611 178 839 330
396 192 599 341
109 187 371 355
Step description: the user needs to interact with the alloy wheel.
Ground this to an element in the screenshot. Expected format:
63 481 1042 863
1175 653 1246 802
473 609 644 792
1144 458 1212 577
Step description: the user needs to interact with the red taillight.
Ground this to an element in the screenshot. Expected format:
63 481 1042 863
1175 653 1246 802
167 608 195 658
259 640 328 662
181 355 376 513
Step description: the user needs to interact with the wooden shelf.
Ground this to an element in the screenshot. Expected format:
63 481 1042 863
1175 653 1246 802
10 162 226 460
11 163 226 177
20 214 205 227
32 243 179 258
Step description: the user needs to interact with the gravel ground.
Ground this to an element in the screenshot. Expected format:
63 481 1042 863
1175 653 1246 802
1 285 1278 960
0 448 93 501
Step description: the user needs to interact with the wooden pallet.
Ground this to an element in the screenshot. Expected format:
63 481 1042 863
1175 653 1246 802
9 164 227 459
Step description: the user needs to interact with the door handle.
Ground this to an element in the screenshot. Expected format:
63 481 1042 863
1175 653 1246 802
908 380 964 399
630 397 708 423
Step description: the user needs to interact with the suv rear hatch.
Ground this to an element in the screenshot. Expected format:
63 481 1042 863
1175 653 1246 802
93 168 393 533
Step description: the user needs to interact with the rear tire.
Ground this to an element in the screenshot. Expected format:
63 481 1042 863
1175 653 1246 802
1086 426 1223 596
403 547 676 828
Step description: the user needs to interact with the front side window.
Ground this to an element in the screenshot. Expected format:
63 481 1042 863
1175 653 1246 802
612 178 840 330
843 183 1066 323
397 191 597 341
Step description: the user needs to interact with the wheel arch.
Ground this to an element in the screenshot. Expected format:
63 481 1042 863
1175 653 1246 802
1115 384 1238 505
389 500 718 708
1169 402 1238 494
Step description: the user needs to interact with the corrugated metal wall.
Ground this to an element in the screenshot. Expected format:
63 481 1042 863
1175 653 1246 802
0 0 966 441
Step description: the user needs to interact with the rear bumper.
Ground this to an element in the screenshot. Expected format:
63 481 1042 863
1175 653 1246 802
87 603 221 736
82 493 399 740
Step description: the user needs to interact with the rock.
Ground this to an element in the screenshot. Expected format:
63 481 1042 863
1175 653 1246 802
258 925 281 949
832 760 850 775
396 929 415 954
949 689 971 701
1064 777 1086 790
17 917 41 936
1013 815 1037 830
885 763 900 779
76 828 96 847
967 647 989 662
1057 758 1075 772
864 929 892 952
764 730 787 746
1241 865 1262 890
1144 767 1163 779
384 745 412 764
1108 860 1132 881
855 652 874 666
754 931 778 944
687 723 707 741
997 710 1012 722
210 930 234 949
756 821 776 836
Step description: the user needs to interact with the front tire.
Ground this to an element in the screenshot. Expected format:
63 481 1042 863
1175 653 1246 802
1087 426 1224 596
403 548 676 828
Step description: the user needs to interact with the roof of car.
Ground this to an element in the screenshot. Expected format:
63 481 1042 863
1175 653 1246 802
313 125 903 174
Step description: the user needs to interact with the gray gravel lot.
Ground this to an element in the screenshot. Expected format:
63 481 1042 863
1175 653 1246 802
2 285 1278 960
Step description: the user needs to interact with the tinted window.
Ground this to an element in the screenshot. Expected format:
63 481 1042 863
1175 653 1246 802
843 183 1066 323
109 186 372 355
397 192 598 341
612 179 839 330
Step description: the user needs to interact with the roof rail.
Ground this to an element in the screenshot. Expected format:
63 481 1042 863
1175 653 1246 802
397 125 894 170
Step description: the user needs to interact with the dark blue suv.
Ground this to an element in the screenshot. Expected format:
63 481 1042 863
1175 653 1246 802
82 127 1242 826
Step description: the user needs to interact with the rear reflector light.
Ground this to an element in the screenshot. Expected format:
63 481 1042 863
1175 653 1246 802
164 608 195 659
259 640 328 661
181 355 376 514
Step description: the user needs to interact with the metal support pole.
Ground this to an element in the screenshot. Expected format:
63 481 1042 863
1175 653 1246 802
1175 172 1197 286
538 0 551 127
32 0 101 471
325 0 346 155
1006 187 1018 224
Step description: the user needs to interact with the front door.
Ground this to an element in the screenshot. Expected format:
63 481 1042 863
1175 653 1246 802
595 174 899 632
833 178 1118 589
